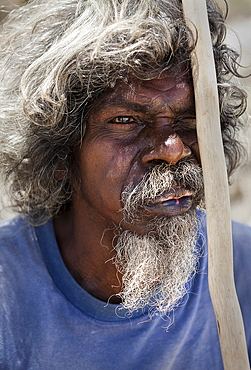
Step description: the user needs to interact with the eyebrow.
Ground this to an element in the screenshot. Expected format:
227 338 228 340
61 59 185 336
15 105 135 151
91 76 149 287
104 100 152 114
102 100 196 117
171 107 196 117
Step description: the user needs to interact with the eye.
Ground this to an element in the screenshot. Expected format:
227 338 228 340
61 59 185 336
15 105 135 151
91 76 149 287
173 118 196 131
112 116 135 124
107 115 144 134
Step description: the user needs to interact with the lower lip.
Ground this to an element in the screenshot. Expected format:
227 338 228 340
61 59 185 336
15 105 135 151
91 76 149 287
144 196 193 217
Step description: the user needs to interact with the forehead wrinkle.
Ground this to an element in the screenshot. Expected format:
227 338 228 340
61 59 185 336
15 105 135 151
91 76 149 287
99 97 164 116
139 78 178 92
121 81 193 116
95 76 194 117
103 78 177 113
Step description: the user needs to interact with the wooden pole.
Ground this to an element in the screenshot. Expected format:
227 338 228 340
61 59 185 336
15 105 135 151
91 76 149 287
181 0 250 368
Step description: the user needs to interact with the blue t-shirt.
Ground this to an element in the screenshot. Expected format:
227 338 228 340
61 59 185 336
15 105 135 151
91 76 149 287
0 215 250 369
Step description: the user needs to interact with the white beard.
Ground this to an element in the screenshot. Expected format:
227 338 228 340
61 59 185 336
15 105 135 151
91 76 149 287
113 209 202 317
112 161 205 318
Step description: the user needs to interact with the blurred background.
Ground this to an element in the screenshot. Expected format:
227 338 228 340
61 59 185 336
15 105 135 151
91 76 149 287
223 0 251 226
0 0 251 225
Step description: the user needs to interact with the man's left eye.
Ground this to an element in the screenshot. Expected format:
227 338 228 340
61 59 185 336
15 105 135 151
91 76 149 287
113 116 135 124
173 118 196 131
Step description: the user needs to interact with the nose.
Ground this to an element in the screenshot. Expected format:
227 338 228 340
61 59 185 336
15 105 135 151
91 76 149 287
140 133 192 166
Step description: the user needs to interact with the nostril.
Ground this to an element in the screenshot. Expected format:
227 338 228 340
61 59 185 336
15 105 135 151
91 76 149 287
183 144 192 157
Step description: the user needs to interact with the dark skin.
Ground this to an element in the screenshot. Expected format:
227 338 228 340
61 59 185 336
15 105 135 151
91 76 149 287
54 72 201 303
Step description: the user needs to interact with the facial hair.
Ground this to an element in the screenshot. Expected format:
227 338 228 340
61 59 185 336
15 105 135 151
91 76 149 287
112 160 205 316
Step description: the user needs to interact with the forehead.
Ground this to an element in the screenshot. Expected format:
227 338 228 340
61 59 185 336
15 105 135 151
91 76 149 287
89 72 194 115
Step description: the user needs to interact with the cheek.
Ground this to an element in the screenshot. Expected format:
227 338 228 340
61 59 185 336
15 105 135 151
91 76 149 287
79 141 139 201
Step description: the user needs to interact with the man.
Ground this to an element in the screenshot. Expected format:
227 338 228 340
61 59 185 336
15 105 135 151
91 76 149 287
0 0 250 368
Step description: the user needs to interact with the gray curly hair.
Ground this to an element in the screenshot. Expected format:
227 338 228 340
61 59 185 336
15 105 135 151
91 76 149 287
0 0 247 222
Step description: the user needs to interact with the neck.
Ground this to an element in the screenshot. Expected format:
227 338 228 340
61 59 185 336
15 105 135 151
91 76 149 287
53 206 122 304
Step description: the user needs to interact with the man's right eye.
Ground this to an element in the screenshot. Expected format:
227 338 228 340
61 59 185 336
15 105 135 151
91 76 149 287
112 116 135 124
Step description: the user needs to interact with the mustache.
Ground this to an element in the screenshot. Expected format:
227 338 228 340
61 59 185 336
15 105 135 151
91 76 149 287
121 159 204 220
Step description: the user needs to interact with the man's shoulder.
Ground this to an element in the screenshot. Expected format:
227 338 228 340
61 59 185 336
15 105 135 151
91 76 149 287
0 215 32 247
232 221 251 257
0 214 27 233
231 221 251 271
232 220 251 241
231 221 251 343
0 215 39 267
0 216 50 313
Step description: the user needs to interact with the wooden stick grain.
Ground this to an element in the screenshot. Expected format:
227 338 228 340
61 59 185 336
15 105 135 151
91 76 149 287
181 0 250 368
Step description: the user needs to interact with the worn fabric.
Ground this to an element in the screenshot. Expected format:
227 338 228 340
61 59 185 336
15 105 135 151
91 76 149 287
0 215 251 369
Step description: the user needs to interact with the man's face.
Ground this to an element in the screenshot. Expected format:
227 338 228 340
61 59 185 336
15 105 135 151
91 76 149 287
71 71 205 315
74 71 201 234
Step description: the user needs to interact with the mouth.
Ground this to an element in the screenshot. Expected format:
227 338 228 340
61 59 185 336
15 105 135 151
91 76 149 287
144 189 193 217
